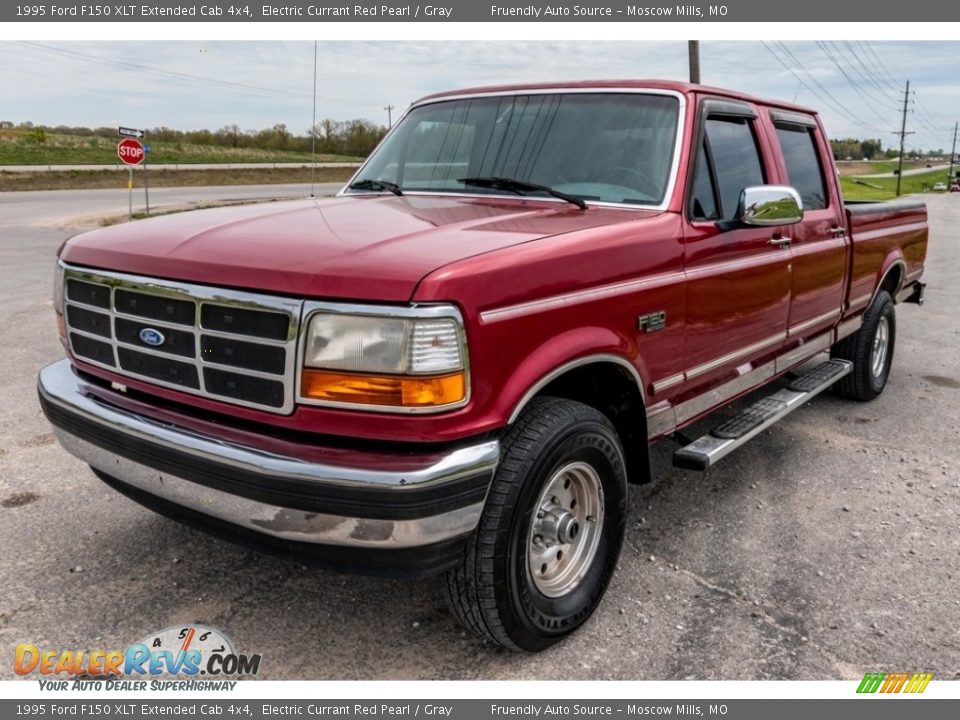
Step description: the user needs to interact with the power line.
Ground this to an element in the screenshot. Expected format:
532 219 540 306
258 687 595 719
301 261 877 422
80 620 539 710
858 40 946 150
856 41 903 94
860 42 904 92
777 41 887 133
760 41 868 130
815 41 892 125
17 41 343 103
838 41 899 104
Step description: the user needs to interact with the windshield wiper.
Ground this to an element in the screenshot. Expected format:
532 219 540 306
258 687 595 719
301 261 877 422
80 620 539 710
347 178 403 196
458 176 587 210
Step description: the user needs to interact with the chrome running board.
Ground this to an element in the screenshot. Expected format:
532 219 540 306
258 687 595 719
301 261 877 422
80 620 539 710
673 359 852 471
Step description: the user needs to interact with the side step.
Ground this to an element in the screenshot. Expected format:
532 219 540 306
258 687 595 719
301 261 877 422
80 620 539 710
673 359 852 471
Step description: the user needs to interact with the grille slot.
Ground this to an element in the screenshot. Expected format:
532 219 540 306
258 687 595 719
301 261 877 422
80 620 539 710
118 347 200 389
67 305 112 338
201 304 290 341
70 333 115 366
66 279 111 309
200 335 285 374
61 266 302 414
115 289 195 326
203 367 285 408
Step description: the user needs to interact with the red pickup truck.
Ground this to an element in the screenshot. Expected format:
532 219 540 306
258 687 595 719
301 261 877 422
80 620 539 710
39 81 927 651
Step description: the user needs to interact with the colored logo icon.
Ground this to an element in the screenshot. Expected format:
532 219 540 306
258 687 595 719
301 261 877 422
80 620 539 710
138 328 165 346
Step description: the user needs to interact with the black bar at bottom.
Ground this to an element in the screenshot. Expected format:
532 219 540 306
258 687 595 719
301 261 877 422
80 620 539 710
0 699 956 720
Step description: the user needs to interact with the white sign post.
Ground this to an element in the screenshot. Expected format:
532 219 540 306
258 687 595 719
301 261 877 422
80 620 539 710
117 137 146 222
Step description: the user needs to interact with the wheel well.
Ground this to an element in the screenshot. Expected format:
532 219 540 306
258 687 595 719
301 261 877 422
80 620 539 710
879 262 904 300
534 362 650 485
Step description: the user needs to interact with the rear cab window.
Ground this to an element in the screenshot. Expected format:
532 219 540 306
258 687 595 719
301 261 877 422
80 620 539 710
772 113 829 210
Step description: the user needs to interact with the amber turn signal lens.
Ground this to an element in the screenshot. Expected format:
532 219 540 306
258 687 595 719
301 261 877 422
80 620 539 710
301 369 466 408
55 312 67 348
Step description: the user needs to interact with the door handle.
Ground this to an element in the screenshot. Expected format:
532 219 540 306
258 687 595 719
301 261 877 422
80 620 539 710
829 226 846 238
769 235 791 248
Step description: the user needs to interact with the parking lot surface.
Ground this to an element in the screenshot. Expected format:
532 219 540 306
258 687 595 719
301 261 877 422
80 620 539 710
1 188 957 680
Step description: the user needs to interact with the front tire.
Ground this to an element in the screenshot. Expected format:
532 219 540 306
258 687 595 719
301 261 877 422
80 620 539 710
831 290 896 401
444 397 627 651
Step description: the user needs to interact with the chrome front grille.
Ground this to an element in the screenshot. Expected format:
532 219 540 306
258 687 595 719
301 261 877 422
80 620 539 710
61 264 303 414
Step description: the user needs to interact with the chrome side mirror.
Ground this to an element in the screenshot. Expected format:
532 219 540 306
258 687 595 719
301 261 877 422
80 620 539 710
738 185 804 226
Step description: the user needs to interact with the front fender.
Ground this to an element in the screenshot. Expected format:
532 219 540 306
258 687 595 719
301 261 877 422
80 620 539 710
492 326 648 425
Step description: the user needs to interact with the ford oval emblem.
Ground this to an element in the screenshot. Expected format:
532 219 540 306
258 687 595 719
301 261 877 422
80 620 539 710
139 328 165 347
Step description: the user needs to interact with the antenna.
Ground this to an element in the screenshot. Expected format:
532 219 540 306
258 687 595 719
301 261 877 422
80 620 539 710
310 40 317 198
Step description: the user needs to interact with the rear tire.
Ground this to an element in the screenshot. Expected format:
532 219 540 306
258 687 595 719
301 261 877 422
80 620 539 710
831 290 896 401
444 397 627 651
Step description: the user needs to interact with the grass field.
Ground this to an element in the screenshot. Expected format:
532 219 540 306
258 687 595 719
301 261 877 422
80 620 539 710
0 166 355 192
840 169 954 201
0 129 361 166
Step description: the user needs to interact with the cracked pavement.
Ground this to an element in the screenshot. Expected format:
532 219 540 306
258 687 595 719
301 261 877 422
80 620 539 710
0 187 958 680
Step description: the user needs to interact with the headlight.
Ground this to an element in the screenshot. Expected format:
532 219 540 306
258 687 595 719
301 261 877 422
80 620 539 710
299 306 468 411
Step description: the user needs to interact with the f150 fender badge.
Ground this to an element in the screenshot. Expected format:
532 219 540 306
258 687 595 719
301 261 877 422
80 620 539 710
139 328 166 346
637 311 667 333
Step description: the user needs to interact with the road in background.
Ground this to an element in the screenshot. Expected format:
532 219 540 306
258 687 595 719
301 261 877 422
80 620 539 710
0 182 343 227
2 163 360 173
0 189 957 680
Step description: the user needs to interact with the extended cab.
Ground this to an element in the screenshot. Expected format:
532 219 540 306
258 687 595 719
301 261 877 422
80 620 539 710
39 81 928 651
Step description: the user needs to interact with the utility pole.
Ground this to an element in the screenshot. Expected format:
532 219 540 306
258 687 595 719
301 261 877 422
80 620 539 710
688 41 700 84
310 40 317 198
949 121 958 187
384 105 395 129
895 80 911 197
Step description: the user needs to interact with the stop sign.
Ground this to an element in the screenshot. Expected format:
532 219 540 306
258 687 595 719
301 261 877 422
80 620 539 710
117 138 145 165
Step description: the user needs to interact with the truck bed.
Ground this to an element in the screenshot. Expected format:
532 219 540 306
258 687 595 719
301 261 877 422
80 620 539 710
844 200 928 317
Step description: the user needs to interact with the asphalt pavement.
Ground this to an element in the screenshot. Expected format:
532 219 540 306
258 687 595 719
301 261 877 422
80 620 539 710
0 187 957 680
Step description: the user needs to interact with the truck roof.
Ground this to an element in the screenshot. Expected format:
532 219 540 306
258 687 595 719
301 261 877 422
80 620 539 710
415 79 819 116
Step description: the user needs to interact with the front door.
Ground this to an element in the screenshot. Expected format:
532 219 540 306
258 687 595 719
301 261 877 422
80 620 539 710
679 102 792 405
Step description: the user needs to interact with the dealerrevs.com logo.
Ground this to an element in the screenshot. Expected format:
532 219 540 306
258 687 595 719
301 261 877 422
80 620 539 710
857 672 933 694
14 625 261 691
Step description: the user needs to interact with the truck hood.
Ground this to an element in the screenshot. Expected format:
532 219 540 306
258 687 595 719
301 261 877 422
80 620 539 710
61 195 653 302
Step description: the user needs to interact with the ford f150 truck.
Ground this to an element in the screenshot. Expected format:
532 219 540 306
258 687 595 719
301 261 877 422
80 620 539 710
39 81 928 651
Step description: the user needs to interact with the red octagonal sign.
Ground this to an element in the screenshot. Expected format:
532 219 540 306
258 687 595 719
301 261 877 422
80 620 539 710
117 138 145 165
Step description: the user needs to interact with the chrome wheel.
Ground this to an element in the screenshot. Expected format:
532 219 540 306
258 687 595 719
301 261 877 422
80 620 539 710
528 461 605 598
871 315 889 378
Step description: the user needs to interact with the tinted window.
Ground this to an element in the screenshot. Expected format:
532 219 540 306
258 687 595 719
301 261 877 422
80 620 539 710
776 125 828 210
352 93 680 206
704 117 765 220
690 139 718 220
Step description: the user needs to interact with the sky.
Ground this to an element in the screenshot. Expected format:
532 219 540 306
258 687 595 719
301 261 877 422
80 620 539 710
1 40 957 152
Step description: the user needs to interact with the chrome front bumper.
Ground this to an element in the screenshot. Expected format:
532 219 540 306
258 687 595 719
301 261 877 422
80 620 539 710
39 359 499 574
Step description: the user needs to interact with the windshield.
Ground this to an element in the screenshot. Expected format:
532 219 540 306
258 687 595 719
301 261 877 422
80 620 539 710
348 92 680 206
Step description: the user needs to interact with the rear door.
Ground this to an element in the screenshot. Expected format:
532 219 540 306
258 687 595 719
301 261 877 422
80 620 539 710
678 99 792 402
768 111 848 345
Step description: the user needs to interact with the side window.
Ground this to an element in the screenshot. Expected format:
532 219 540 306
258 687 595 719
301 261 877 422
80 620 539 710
690 139 719 220
704 117 766 221
775 124 828 210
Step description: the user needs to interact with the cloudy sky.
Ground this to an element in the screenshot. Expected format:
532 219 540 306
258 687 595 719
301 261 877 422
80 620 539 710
2 40 957 151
